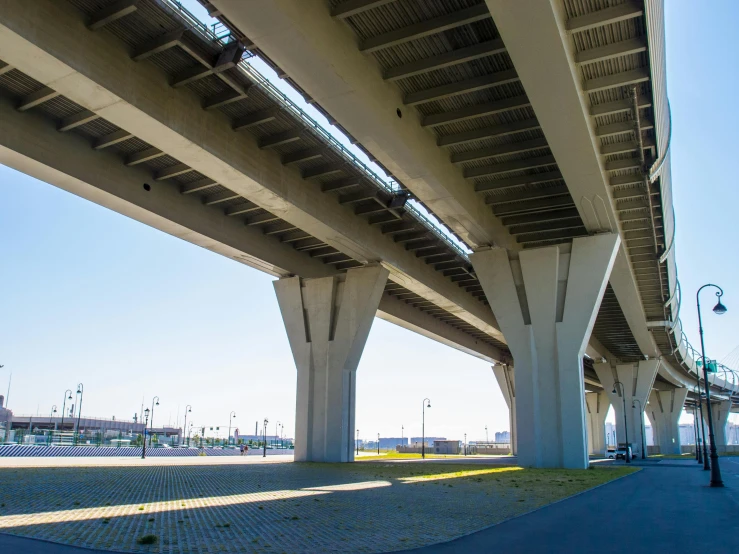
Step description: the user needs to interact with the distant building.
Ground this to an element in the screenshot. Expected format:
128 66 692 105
410 436 446 447
605 422 616 446
727 422 739 445
433 440 460 455
379 437 407 449
494 431 510 443
679 424 696 446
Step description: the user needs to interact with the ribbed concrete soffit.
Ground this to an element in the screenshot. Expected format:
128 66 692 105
0 0 511 362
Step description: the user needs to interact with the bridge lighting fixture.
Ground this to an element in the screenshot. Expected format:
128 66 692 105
142 408 150 459
612 380 630 463
697 284 727 487
422 398 431 459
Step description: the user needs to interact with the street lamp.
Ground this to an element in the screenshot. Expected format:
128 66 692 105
263 418 268 457
632 399 645 459
228 411 236 446
464 433 467 456
612 381 630 463
356 429 359 455
141 408 150 459
697 284 727 487
401 425 404 447
422 398 431 459
75 383 84 445
60 389 72 437
187 422 193 446
184 405 192 447
377 433 380 455
149 396 160 447
485 425 489 444
275 421 281 448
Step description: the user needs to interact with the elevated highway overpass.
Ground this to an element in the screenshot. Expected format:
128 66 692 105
0 0 735 467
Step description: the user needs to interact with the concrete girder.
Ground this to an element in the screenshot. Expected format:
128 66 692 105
358 4 490 53
331 1 397 20
57 109 100 132
87 0 138 31
565 1 643 32
483 0 685 388
386 40 506 82
211 0 516 250
0 91 504 366
0 0 508 355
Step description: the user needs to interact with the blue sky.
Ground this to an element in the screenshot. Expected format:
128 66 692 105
1 1 737 440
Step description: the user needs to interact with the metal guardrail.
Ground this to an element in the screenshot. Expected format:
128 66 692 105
161 0 471 261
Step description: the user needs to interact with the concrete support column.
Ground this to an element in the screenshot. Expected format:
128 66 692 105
471 234 620 469
594 360 660 458
708 399 732 450
492 364 517 455
273 265 388 462
585 391 610 457
646 387 689 455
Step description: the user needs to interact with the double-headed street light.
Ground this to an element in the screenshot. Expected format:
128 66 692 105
612 381 630 463
149 396 160 446
228 411 236 445
60 389 72 437
184 405 192 447
422 398 431 459
141 408 150 459
74 383 84 443
697 284 727 487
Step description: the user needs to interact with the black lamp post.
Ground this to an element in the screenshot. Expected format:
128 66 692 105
75 383 84 445
692 401 699 462
692 384 706 465
632 399 645 459
422 398 431 459
697 284 727 487
612 381 631 463
60 389 72 437
485 425 489 444
263 418 268 457
148 396 160 447
141 408 150 459
356 429 359 456
184 405 192 447
228 411 236 446
464 433 467 456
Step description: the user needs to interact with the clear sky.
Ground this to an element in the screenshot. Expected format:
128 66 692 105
1 1 737 441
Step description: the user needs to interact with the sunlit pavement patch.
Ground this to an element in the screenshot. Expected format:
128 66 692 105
0 459 635 553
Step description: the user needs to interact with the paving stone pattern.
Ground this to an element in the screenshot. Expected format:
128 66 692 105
0 461 629 553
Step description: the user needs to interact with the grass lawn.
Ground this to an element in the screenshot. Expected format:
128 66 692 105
356 451 510 460
342 462 638 499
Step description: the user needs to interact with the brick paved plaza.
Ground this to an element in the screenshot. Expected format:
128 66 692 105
0 456 633 553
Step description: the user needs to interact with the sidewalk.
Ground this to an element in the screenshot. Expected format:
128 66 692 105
410 458 739 553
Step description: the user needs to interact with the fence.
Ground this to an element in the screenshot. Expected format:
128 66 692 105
0 445 240 457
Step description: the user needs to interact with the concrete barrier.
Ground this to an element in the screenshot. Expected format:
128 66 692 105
0 445 240 457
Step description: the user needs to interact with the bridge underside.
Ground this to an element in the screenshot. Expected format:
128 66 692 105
0 0 735 467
